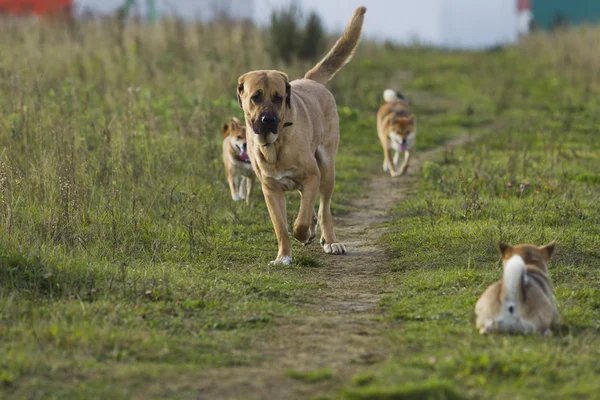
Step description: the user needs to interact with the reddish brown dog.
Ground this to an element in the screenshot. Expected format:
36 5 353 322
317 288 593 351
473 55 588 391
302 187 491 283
222 117 255 205
475 242 559 335
377 89 416 177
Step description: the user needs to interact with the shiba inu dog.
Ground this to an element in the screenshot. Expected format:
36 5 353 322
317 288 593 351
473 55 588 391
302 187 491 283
475 241 559 336
222 117 255 204
377 89 416 177
236 7 366 265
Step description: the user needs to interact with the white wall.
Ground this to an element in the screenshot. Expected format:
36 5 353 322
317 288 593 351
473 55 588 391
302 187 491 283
75 0 519 49
256 0 444 45
439 0 518 48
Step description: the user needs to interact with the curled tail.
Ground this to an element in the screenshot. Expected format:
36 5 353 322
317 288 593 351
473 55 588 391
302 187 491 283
304 6 366 84
502 255 527 316
383 89 406 104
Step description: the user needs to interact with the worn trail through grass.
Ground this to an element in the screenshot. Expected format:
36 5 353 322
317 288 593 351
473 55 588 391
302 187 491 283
194 135 473 399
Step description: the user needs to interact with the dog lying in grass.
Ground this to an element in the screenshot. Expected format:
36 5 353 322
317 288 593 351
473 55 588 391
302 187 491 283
475 241 559 335
377 89 416 177
235 7 366 265
222 117 255 204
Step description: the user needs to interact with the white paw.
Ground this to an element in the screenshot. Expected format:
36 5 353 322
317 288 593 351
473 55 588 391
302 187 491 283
543 329 553 337
270 256 292 266
479 320 494 335
232 193 242 201
382 161 389 172
322 242 347 255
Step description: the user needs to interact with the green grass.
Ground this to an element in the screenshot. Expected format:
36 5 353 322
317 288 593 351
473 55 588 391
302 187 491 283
0 15 599 400
344 380 464 400
0 17 456 398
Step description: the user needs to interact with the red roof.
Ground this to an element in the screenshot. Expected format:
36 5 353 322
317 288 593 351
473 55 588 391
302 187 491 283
518 0 531 12
0 0 72 16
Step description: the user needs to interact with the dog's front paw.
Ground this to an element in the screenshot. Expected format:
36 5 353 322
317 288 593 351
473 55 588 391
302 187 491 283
321 241 347 255
231 193 242 201
269 256 292 266
304 229 316 246
382 161 389 172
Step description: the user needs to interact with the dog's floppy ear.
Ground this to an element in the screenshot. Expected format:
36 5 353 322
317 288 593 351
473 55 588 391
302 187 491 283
539 241 556 261
498 241 513 259
285 80 291 108
277 72 292 109
237 74 247 109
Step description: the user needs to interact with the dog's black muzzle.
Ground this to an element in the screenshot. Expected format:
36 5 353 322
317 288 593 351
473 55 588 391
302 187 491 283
255 113 279 135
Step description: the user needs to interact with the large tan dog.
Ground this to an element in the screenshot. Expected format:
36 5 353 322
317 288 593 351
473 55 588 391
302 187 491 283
475 242 559 335
222 117 255 204
236 7 366 265
377 89 416 177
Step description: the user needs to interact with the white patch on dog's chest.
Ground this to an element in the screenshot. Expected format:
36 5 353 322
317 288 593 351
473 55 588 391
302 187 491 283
264 169 298 191
389 131 416 152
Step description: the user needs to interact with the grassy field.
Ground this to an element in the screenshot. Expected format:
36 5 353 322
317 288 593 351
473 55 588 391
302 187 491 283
345 30 600 399
0 16 599 400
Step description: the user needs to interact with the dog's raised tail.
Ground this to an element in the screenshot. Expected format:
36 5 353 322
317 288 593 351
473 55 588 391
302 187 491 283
304 6 366 85
384 89 405 103
502 254 527 316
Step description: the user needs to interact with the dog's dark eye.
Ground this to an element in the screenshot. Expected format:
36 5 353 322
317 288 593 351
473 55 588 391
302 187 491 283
273 94 283 104
237 136 241 139
251 93 262 103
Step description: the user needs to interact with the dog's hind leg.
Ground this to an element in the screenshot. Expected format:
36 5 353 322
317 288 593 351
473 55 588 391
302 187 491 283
316 146 346 255
294 175 320 245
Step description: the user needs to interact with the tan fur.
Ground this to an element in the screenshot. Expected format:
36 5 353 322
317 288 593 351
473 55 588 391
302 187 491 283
236 7 366 265
304 6 366 84
475 242 560 336
376 92 416 177
222 117 255 205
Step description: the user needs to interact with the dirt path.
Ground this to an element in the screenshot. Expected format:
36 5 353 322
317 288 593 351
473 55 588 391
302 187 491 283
195 135 472 400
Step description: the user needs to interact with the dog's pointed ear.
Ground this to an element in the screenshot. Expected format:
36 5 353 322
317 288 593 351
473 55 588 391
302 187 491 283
498 241 513 259
277 72 291 109
222 122 230 137
539 241 556 261
237 74 247 109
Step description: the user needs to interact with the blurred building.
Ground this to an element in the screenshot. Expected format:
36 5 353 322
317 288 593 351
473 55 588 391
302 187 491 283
531 0 600 30
254 0 520 49
25 1 600 49
0 0 72 16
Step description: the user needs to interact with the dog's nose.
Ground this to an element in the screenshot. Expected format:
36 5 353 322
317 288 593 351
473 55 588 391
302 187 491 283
401 138 407 144
242 142 247 150
261 114 278 125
